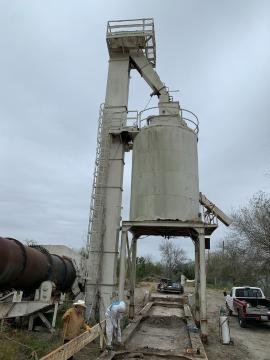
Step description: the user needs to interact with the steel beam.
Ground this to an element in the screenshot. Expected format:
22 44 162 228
118 230 127 300
198 228 207 342
194 239 200 326
129 237 137 319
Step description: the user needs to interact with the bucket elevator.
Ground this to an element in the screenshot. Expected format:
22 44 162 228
85 18 231 340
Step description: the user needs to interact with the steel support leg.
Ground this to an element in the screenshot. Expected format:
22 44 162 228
38 312 55 333
52 302 58 328
129 237 137 319
198 229 207 342
194 239 200 326
28 315 34 331
119 230 127 300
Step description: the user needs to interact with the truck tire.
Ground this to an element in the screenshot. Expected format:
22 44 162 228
238 313 247 328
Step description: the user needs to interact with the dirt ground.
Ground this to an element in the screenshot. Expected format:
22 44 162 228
204 287 270 360
5 283 268 360
135 283 270 360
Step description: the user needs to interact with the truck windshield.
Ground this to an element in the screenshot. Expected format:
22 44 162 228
235 288 262 297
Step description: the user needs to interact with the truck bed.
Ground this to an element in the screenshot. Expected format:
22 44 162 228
234 297 270 321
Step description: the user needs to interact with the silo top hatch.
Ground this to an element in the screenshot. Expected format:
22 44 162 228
106 18 156 67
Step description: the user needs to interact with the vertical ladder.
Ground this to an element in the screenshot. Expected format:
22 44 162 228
86 104 111 317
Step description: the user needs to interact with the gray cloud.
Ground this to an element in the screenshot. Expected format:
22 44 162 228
1 0 269 260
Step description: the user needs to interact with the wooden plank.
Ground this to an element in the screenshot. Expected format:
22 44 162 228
139 301 153 315
184 305 208 359
40 320 105 360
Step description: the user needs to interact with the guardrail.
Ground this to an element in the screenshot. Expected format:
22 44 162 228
100 104 199 134
106 18 156 67
138 106 199 134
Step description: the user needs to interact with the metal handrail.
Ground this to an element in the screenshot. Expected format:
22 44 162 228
106 18 156 66
138 106 159 127
107 18 154 32
102 108 139 128
138 106 199 134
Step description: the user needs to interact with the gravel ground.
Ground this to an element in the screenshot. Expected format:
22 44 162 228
203 287 270 360
135 283 270 360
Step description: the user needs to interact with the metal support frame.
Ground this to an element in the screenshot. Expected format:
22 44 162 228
119 230 127 300
129 237 137 319
106 18 156 67
52 302 58 328
118 231 138 319
119 220 216 340
28 307 58 333
200 193 232 226
197 228 207 342
194 239 200 326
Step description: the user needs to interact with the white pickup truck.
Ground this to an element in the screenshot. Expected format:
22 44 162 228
224 286 270 327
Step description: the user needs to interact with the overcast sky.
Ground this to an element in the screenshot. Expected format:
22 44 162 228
0 0 269 260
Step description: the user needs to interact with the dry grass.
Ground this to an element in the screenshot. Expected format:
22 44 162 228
0 320 62 360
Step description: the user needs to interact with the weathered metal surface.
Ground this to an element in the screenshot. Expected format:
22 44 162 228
0 237 49 290
122 220 217 238
199 193 232 226
130 116 200 223
0 301 53 318
0 237 76 291
50 254 76 291
40 320 105 360
0 237 25 286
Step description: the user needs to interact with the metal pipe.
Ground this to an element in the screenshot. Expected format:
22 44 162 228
0 237 76 292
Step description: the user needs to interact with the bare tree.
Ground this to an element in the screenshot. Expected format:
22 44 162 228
232 192 270 258
159 238 186 278
24 239 38 246
207 191 270 295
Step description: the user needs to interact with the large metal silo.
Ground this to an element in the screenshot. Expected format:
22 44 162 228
130 114 200 222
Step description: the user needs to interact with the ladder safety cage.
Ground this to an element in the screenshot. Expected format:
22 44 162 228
106 18 156 67
86 104 110 253
86 103 113 319
86 105 139 256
